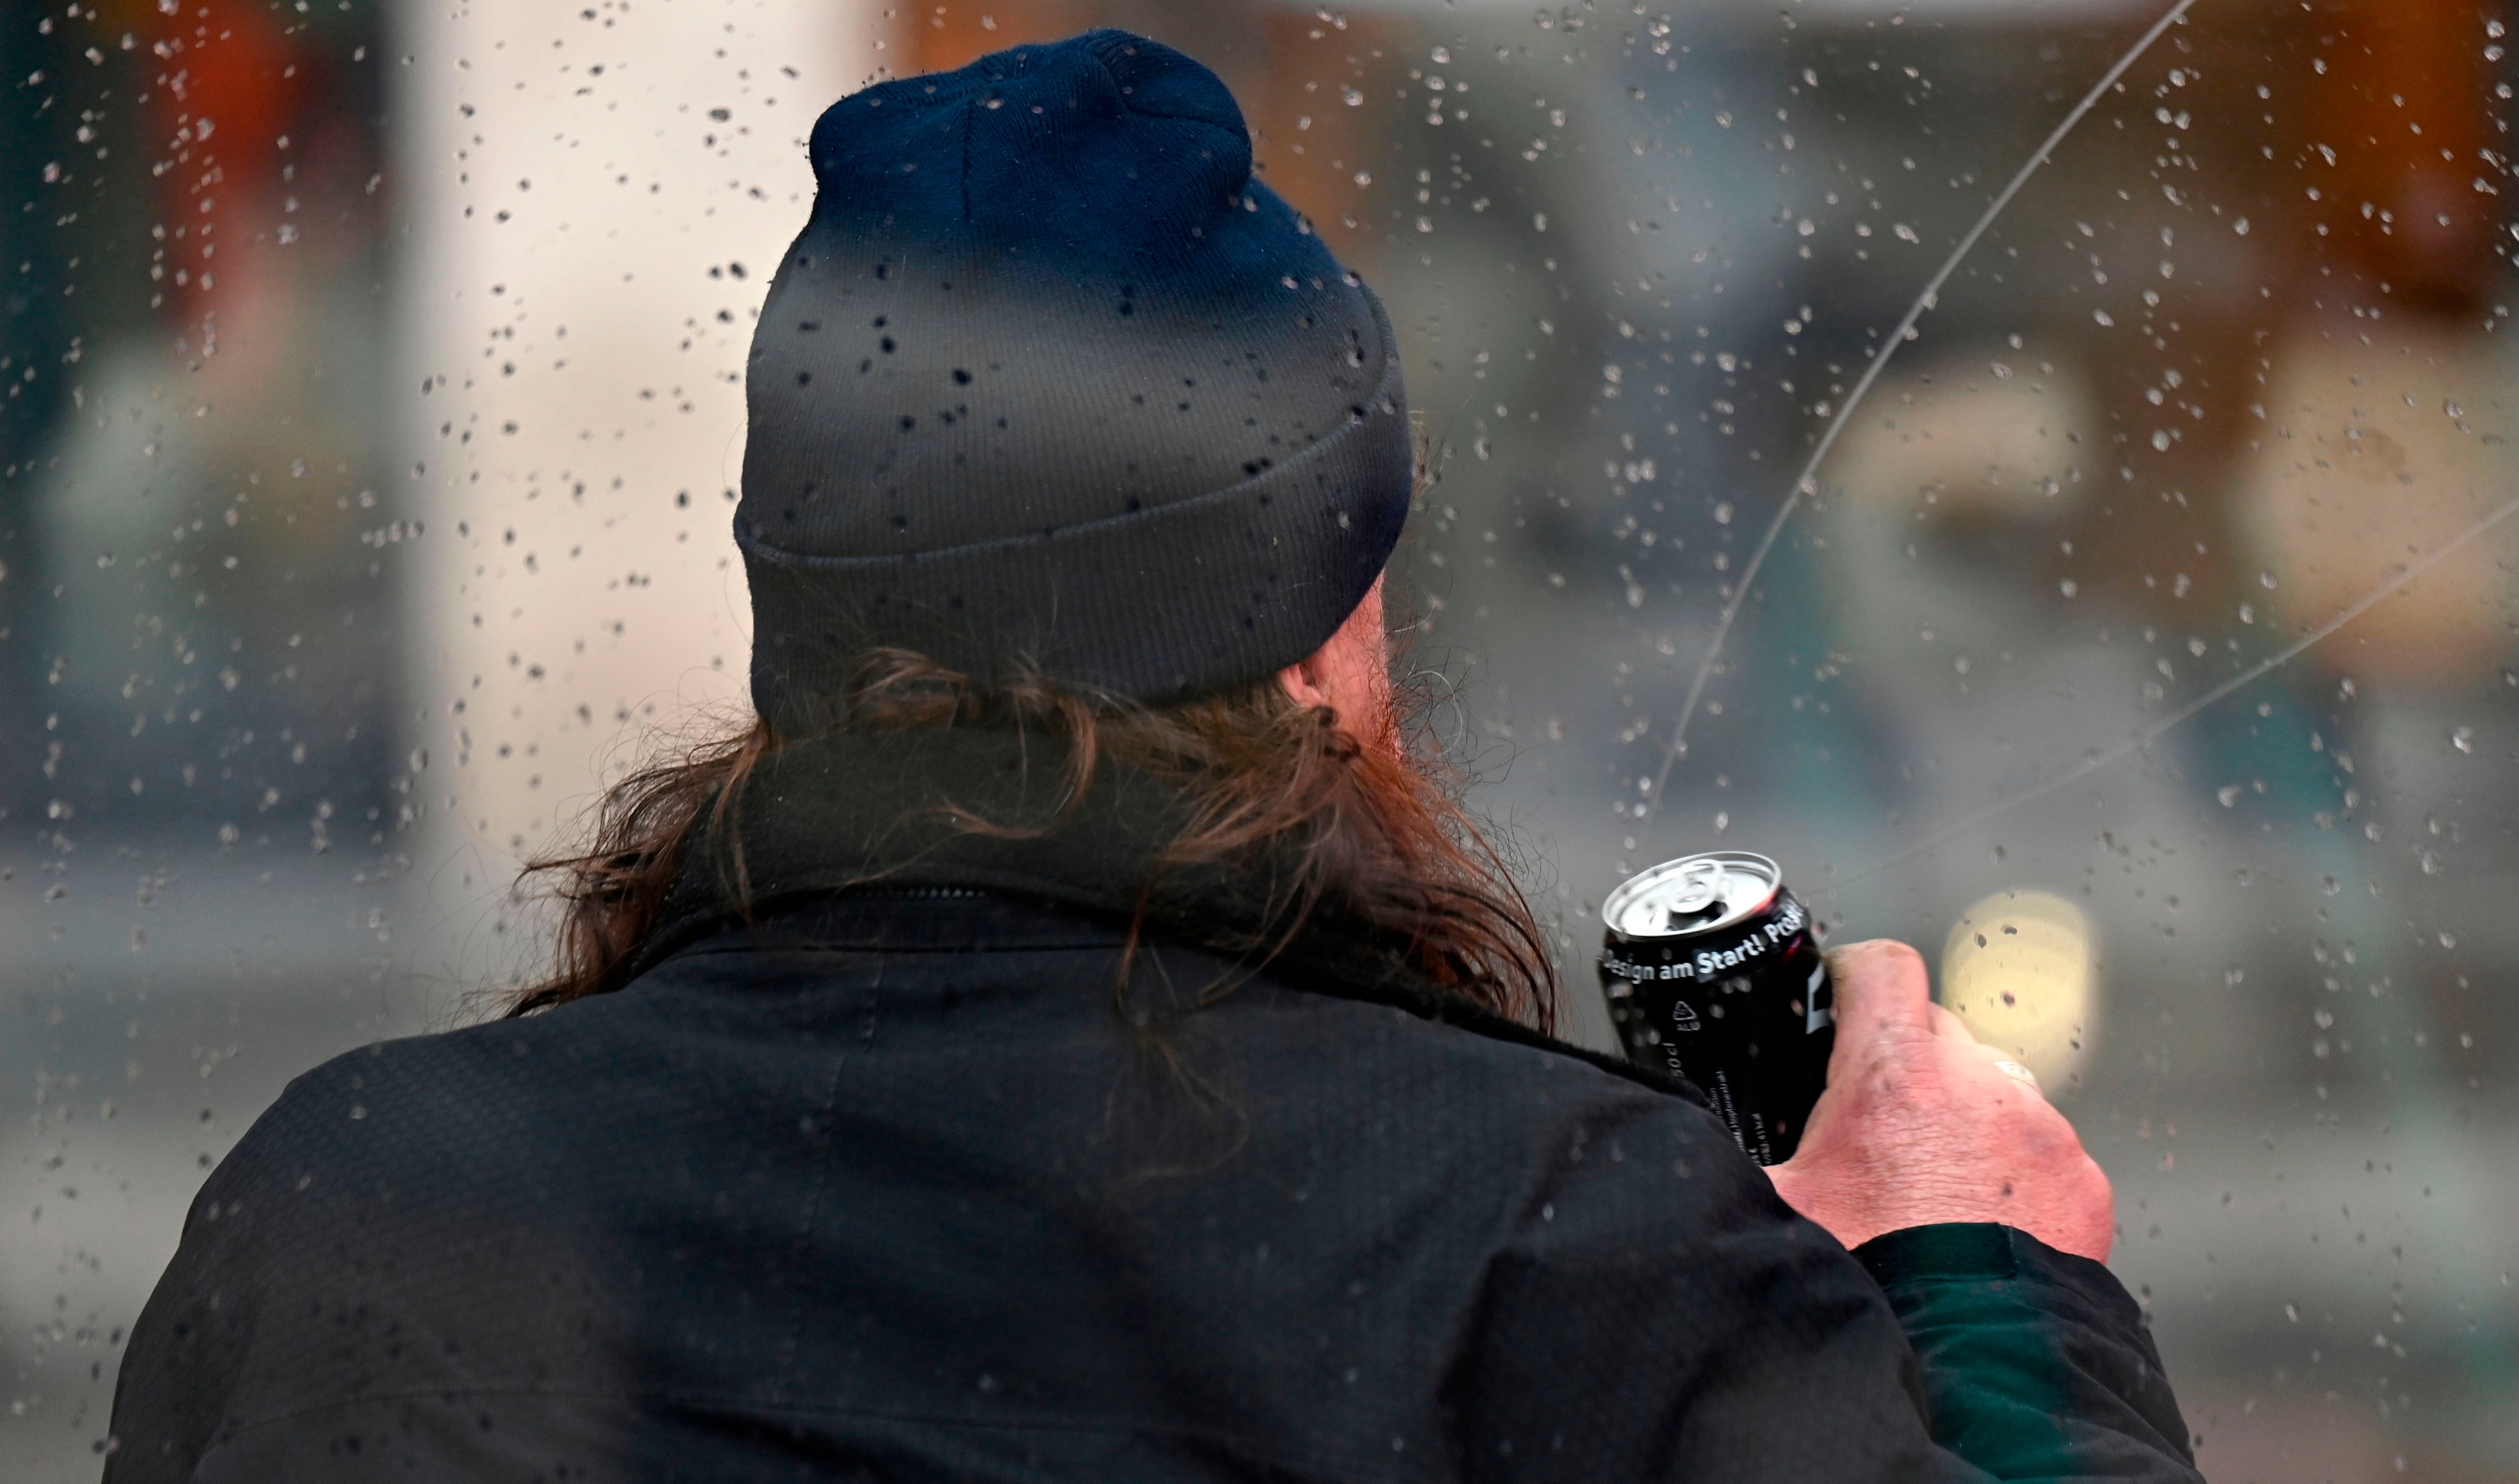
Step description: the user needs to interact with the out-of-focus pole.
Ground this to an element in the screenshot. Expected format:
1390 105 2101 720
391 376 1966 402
394 0 879 994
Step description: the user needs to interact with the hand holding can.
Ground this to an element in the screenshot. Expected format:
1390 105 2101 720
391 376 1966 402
1764 940 2116 1261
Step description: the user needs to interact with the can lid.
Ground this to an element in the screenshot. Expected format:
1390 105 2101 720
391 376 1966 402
1603 851 1783 940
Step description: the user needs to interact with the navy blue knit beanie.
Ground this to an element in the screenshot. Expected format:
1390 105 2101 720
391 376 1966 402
737 29 1412 732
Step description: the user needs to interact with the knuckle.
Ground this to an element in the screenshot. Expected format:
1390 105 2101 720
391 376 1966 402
2019 1098 2069 1135
1996 1099 2088 1163
1871 1054 1948 1106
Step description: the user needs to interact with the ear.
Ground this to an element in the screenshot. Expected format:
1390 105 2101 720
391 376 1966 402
1277 649 1334 710
1274 575 1394 750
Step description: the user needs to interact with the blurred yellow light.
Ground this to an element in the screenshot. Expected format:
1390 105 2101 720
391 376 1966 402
1939 890 2099 1091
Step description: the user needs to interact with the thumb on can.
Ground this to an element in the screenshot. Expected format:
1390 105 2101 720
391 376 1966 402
1822 940 1938 1053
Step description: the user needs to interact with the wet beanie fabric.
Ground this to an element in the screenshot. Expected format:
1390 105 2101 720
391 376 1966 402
737 29 1412 732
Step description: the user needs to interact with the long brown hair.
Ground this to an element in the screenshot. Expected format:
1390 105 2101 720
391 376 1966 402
508 648 1559 1030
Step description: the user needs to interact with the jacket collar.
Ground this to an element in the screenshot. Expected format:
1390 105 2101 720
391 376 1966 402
633 726 1352 984
626 726 1696 1102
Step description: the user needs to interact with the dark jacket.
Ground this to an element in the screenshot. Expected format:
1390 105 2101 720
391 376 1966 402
106 731 2199 1482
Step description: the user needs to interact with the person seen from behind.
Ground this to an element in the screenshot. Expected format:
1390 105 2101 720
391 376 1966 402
106 30 2198 1482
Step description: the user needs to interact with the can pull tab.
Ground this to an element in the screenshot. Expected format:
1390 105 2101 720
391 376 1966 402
1663 858 1728 931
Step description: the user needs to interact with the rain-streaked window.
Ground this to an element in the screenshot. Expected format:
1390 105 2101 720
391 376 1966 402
7 3 2513 1478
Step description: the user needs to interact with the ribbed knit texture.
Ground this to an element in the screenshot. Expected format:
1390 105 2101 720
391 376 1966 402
738 30 1412 726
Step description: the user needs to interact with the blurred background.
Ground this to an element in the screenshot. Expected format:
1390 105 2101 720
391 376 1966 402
5 0 2517 1477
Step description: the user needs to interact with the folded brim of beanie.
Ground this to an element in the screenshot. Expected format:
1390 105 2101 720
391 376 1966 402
741 287 1409 728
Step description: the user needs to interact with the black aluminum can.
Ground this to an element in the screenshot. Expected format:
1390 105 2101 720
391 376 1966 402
1599 852 1833 1165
